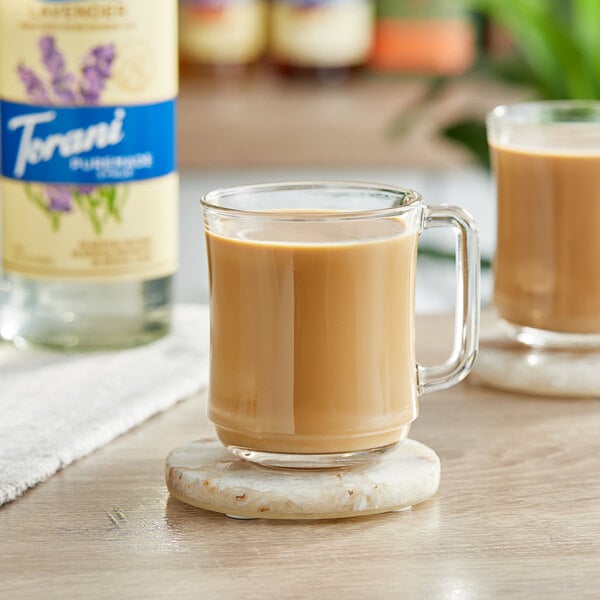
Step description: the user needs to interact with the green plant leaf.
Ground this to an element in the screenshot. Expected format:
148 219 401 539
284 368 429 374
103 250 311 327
74 190 103 234
472 0 596 99
572 0 600 92
386 77 451 138
24 184 47 212
483 57 538 89
104 186 117 218
50 212 61 232
441 119 490 169
25 184 62 231
114 185 129 223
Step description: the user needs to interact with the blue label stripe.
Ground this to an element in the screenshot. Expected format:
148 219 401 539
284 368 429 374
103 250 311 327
0 99 176 184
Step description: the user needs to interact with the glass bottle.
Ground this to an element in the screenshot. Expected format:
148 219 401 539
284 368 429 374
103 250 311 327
270 0 374 81
0 0 178 349
370 0 476 74
179 0 268 77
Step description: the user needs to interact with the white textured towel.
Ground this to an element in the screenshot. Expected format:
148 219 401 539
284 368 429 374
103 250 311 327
0 304 210 506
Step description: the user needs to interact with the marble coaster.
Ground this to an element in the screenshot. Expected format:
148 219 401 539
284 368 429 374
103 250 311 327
470 320 600 398
165 438 440 520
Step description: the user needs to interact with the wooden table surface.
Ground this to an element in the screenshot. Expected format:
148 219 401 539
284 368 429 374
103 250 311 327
177 73 524 169
2 315 599 599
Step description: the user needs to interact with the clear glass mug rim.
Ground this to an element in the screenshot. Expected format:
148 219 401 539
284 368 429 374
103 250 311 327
200 180 423 221
487 99 600 125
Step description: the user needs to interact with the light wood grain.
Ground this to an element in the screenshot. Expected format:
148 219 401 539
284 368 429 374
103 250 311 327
177 73 524 169
1 314 600 599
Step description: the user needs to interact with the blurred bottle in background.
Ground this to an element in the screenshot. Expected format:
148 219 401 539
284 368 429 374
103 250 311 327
370 0 476 74
0 0 178 349
179 0 268 77
270 0 374 82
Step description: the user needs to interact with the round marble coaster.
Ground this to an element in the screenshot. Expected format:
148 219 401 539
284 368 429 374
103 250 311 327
470 320 600 398
165 438 440 520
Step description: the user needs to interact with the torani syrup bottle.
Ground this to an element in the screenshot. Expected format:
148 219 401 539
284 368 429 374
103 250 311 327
0 0 178 349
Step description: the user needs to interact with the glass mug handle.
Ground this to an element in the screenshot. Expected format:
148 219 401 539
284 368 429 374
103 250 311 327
417 205 480 394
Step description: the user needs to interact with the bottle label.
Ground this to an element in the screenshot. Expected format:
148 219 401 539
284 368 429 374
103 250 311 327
271 0 373 68
1 100 175 184
0 0 178 282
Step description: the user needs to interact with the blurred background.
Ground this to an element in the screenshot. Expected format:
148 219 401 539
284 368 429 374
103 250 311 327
176 0 599 311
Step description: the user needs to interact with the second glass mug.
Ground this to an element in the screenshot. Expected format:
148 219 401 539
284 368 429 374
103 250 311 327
488 101 600 349
201 182 480 468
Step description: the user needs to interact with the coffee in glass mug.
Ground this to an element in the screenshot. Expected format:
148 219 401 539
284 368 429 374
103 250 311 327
488 102 600 344
201 182 480 467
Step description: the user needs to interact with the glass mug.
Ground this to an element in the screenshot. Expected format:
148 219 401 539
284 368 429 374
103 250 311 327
201 182 480 468
488 101 600 349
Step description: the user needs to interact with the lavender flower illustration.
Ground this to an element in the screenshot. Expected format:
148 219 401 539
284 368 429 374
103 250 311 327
45 185 74 212
80 44 115 105
17 65 50 104
39 35 77 104
18 36 125 234
25 183 129 234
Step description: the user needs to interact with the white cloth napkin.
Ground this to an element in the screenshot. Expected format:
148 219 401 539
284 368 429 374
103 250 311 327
0 304 210 506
